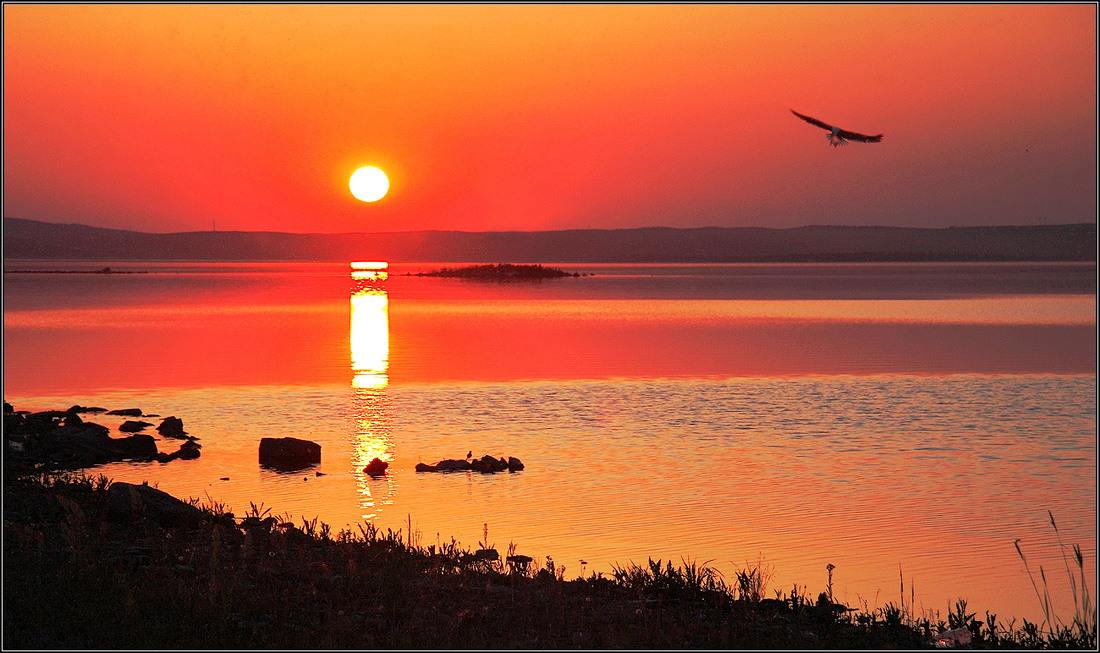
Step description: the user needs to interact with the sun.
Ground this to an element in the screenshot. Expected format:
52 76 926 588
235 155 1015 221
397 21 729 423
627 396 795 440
349 166 389 202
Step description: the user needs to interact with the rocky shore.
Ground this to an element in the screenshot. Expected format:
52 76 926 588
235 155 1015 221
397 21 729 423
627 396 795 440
4 403 200 470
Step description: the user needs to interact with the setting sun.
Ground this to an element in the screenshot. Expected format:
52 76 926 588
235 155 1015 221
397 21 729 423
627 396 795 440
349 166 389 202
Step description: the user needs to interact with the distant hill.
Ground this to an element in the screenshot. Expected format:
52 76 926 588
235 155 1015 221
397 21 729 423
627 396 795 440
3 217 1095 263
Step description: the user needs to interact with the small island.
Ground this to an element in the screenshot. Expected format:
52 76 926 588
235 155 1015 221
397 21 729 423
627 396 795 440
410 263 584 280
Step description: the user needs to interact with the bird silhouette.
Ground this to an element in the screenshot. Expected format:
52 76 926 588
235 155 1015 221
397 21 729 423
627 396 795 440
466 450 472 461
791 109 883 147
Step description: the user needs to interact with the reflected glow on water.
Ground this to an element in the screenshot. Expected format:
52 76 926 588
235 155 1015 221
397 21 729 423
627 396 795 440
348 262 395 518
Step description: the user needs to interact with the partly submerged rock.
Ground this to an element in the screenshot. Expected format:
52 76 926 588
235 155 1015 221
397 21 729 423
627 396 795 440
471 455 509 473
107 408 144 417
416 453 526 474
177 440 201 460
156 416 188 438
259 437 321 471
364 457 389 477
113 433 159 459
119 420 154 433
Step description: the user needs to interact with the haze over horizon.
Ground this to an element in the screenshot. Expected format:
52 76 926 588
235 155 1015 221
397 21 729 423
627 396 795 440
4 4 1096 235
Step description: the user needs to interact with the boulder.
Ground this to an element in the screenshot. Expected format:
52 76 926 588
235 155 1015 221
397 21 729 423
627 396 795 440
363 457 388 477
507 456 525 471
3 402 13 413
107 482 204 527
471 455 509 473
177 440 201 460
434 459 472 471
118 420 154 433
111 433 158 459
259 437 321 471
107 408 144 417
156 416 188 438
68 405 107 414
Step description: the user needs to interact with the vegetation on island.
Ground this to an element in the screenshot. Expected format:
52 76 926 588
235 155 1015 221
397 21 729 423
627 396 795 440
412 263 583 280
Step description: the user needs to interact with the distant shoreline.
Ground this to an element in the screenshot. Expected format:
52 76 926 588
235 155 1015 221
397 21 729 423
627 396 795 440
5 218 1095 263
5 267 148 274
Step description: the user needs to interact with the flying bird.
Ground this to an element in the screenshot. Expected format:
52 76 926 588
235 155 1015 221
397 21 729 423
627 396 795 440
791 109 883 147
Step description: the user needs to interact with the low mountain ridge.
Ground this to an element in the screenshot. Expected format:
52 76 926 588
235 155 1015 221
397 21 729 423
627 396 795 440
3 217 1095 262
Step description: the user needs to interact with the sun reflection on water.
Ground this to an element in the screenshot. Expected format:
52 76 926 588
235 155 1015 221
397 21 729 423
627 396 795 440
348 262 394 519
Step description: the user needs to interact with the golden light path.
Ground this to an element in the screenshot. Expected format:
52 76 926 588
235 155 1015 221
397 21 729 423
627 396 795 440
348 261 394 519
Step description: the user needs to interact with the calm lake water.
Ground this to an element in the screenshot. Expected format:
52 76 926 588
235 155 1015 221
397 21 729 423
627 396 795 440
3 260 1096 626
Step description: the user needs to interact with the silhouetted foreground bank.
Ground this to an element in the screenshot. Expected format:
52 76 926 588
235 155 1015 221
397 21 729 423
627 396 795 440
6 473 1095 649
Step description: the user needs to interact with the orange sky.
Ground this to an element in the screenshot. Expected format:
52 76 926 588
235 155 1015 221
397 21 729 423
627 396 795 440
3 4 1096 234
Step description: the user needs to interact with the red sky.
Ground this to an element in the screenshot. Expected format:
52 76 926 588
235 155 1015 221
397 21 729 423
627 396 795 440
3 4 1096 234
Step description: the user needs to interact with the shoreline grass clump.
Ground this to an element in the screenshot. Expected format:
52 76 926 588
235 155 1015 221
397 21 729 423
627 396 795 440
3 466 1095 649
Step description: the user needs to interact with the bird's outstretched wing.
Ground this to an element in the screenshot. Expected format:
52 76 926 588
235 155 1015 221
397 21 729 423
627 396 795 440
791 109 884 143
836 128 883 143
790 109 834 131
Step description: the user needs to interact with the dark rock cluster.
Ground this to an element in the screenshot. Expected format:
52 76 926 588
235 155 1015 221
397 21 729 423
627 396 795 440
416 454 524 474
3 403 200 471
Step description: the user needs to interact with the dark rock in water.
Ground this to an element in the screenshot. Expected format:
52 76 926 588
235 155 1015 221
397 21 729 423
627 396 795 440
107 482 204 527
434 459 472 471
471 455 509 473
259 437 321 471
364 457 388 477
417 453 525 474
62 412 84 428
118 420 154 432
156 416 188 438
3 402 13 413
68 405 107 414
112 433 158 459
107 408 143 417
177 440 201 460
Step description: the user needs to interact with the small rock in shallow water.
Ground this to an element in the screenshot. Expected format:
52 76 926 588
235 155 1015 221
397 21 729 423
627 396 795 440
107 408 143 417
364 457 388 477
